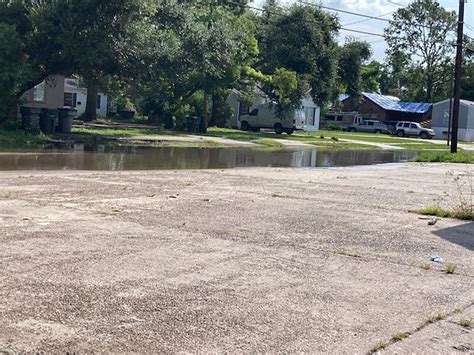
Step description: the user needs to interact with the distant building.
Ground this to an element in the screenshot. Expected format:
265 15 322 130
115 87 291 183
22 76 108 117
340 92 432 123
432 99 474 142
64 78 108 117
21 75 66 110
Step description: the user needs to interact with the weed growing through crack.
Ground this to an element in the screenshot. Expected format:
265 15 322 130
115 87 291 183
445 264 457 274
272 193 283 198
457 319 472 328
420 263 432 270
391 332 410 342
416 168 473 221
369 341 388 354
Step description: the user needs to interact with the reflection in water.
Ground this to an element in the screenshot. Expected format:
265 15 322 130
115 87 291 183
0 145 419 171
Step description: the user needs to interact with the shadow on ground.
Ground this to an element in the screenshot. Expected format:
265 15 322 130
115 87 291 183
432 221 474 251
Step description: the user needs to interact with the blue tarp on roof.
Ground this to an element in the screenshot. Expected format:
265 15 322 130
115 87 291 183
363 92 432 114
339 94 350 102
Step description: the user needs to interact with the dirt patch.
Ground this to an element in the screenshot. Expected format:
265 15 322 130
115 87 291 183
0 164 473 352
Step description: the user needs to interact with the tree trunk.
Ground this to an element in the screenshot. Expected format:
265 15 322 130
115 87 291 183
202 90 209 133
84 83 98 122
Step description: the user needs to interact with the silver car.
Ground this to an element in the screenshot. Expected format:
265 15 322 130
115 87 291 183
347 120 390 134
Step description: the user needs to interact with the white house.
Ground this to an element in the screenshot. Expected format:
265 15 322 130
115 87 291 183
226 87 320 131
64 78 108 117
432 99 474 142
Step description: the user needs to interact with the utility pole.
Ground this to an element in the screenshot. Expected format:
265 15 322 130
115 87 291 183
450 0 466 153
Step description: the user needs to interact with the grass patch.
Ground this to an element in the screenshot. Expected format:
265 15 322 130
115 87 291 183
391 332 411 342
457 319 472 328
420 263 432 270
415 205 473 221
414 151 474 164
255 139 285 149
272 193 283 198
369 340 388 354
73 126 171 137
0 129 49 148
445 264 457 274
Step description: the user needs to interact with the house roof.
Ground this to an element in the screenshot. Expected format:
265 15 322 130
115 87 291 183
434 98 474 108
362 92 432 114
339 94 350 102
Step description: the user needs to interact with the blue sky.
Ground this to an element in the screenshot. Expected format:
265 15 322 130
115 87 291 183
252 0 474 62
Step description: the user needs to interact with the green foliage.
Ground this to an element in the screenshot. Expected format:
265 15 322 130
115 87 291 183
0 129 48 148
384 0 457 102
0 23 31 124
414 151 474 164
255 3 339 106
361 61 383 93
461 62 474 101
338 39 372 97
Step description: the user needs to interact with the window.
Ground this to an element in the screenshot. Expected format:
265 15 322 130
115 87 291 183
34 81 46 102
368 121 374 126
64 93 77 107
336 116 343 122
249 109 258 116
411 123 418 129
404 123 410 128
97 95 101 109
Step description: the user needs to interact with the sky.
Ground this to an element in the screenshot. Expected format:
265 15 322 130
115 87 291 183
252 0 474 62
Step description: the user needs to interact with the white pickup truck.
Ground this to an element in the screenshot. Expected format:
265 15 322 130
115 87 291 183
239 104 305 135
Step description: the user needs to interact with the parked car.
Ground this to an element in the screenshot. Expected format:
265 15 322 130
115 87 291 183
394 121 435 139
347 120 390 134
240 104 305 135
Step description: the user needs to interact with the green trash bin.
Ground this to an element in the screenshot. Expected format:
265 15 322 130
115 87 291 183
20 106 41 132
58 108 77 133
186 116 202 134
40 108 59 133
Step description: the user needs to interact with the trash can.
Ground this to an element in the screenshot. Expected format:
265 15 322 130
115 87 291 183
163 112 174 130
118 109 135 120
40 108 59 133
186 116 202 134
58 108 77 133
20 106 41 132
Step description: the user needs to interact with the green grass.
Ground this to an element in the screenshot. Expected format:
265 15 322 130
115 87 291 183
445 264 457 274
415 205 473 221
255 139 285 149
0 129 49 148
414 151 474 164
73 126 173 137
457 319 472 328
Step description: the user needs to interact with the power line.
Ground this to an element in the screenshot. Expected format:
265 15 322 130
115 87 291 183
300 1 391 23
226 0 386 38
343 11 395 27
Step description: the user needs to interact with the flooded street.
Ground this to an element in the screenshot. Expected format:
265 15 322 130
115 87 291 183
0 145 419 170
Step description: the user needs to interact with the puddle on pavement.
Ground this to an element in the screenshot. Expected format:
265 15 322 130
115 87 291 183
0 144 419 170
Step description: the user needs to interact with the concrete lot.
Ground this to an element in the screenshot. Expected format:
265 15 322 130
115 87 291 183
0 163 473 353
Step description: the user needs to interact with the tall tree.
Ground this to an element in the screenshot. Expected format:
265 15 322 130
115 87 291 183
256 3 340 107
384 0 457 102
337 39 371 96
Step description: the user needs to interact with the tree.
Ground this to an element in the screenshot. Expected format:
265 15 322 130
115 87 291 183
384 0 457 102
337 39 372 96
0 0 146 123
255 3 339 107
361 61 383 93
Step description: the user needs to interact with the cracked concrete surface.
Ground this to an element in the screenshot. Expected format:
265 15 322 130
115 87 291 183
0 163 472 353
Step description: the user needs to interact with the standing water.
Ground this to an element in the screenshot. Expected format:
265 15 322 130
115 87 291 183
0 145 419 171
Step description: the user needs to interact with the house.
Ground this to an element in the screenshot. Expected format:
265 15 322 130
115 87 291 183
226 88 321 131
21 75 66 110
432 99 474 141
22 76 108 117
64 78 108 117
340 92 432 123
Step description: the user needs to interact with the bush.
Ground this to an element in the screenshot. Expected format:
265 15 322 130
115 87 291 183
174 104 194 131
